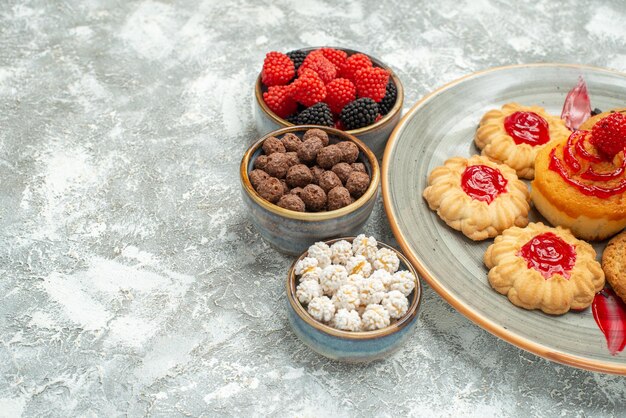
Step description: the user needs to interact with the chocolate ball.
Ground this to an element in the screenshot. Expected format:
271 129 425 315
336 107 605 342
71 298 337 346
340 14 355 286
301 184 327 211
290 187 304 199
327 186 352 210
297 137 323 164
336 141 359 164
310 166 325 184
254 155 268 171
318 170 342 193
249 169 269 189
281 133 302 152
257 177 284 203
351 162 366 173
280 179 290 194
331 162 353 184
263 136 286 155
303 128 329 146
277 194 305 212
284 151 299 167
316 144 343 169
286 164 313 188
346 171 370 198
265 153 289 179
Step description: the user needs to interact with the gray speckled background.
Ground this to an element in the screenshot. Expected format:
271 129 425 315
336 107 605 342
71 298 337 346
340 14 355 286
1 0 625 416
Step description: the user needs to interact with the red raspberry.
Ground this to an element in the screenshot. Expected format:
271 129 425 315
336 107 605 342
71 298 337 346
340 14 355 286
263 85 297 118
298 53 337 84
355 67 390 103
338 53 372 81
319 48 348 69
334 119 345 130
261 51 295 87
292 69 326 107
324 78 356 114
591 112 626 159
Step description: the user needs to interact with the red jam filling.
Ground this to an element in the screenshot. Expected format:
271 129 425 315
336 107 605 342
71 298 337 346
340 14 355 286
518 232 576 280
592 288 626 355
460 165 508 204
504 111 551 146
549 130 626 198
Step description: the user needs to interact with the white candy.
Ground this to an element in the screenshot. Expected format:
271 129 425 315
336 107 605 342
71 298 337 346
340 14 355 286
361 304 390 330
295 257 319 276
381 290 409 319
308 296 335 323
330 240 353 265
346 255 372 278
300 267 323 283
352 234 378 263
331 284 360 311
345 273 364 287
373 248 400 273
307 241 332 268
332 309 362 331
296 280 322 304
369 269 392 290
320 265 348 296
388 270 416 296
357 276 385 305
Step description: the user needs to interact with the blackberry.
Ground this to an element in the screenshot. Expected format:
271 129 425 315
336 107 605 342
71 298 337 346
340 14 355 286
591 107 603 116
340 98 379 130
286 113 300 124
295 103 333 127
286 50 309 71
379 80 397 115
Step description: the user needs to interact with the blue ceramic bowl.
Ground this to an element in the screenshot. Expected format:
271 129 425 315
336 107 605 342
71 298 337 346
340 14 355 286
286 237 422 362
240 126 380 255
254 47 404 158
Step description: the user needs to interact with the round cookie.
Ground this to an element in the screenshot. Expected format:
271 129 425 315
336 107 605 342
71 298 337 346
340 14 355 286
484 222 605 315
474 103 571 179
602 231 626 304
423 155 531 241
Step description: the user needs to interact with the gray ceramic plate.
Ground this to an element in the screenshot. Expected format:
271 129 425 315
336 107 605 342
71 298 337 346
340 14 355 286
382 64 626 375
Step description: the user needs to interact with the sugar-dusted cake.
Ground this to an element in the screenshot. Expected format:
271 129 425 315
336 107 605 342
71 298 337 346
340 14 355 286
484 222 605 315
475 103 571 179
531 111 626 241
423 155 530 240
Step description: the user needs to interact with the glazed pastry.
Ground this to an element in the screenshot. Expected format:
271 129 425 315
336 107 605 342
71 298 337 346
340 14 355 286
484 222 605 315
531 112 626 241
602 231 626 304
475 103 571 179
423 155 531 240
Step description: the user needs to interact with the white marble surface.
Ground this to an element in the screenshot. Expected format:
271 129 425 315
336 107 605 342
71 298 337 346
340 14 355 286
1 0 625 416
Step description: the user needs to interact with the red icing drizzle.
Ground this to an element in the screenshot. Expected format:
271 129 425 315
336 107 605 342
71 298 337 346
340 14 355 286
518 232 576 280
460 165 508 204
592 288 626 355
504 111 551 146
549 132 626 198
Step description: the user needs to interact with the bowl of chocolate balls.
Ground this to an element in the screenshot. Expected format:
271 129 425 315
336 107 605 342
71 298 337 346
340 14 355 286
240 126 380 255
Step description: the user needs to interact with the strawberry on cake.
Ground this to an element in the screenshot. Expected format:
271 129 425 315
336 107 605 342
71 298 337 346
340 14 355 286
531 111 626 241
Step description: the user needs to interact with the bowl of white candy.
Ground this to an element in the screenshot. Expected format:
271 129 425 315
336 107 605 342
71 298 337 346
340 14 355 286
285 234 422 362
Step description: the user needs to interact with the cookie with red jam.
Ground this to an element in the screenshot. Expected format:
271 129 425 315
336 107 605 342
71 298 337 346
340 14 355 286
484 222 605 315
423 155 530 240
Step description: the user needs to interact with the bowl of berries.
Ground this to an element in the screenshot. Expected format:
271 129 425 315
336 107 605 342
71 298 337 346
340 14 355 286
286 236 422 362
254 47 404 158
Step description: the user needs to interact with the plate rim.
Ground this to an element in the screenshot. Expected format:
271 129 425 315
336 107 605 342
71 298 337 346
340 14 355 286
381 62 626 375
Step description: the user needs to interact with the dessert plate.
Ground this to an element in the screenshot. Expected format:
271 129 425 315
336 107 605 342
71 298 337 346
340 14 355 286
382 64 626 375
